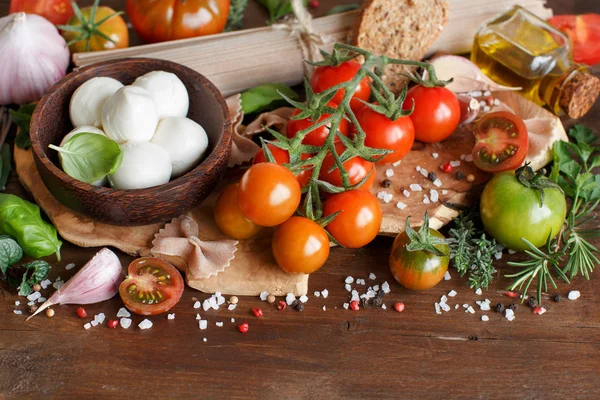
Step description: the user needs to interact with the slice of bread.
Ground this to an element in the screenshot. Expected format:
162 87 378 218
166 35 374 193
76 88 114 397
352 0 450 93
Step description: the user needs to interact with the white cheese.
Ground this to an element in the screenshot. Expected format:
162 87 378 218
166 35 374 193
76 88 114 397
108 142 171 189
102 86 159 143
132 71 189 119
70 77 123 128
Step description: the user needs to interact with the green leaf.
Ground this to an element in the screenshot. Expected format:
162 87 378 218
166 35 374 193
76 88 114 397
0 235 23 275
0 194 62 260
257 0 307 23
225 0 248 31
591 156 600 169
0 143 12 191
17 260 51 296
240 84 299 115
569 124 597 145
49 132 123 184
560 160 582 179
577 142 595 165
327 3 360 15
9 104 36 149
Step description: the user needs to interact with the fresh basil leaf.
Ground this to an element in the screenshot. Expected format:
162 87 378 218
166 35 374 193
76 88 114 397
0 235 23 275
0 143 12 191
49 132 123 184
17 260 51 296
327 3 360 15
9 104 36 149
241 83 299 114
569 124 597 145
0 194 62 260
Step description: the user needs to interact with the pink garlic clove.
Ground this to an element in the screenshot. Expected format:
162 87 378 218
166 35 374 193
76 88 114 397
457 95 481 126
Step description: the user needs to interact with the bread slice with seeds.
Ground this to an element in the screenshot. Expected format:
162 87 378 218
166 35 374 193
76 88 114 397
352 0 450 93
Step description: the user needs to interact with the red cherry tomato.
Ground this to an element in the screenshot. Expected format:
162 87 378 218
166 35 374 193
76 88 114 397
404 85 460 143
238 163 301 227
323 190 382 248
9 0 74 25
214 183 262 240
286 102 349 147
253 144 312 187
118 257 184 316
310 61 371 113
355 106 415 164
272 216 330 274
320 143 376 190
549 14 600 66
472 111 529 173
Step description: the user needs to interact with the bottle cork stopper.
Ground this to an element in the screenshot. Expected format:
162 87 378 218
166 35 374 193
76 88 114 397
559 72 600 119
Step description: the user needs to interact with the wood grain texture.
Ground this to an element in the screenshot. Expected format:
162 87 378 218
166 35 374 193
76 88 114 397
31 58 232 225
1 1 600 399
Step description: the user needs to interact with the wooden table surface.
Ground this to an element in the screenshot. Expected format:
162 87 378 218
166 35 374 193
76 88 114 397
1 1 599 399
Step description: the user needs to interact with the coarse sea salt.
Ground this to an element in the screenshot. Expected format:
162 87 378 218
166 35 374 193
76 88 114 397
345 284 352 292
314 291 321 297
120 318 132 329
444 271 451 281
409 184 422 192
448 290 457 297
228 304 237 311
481 315 489 322
196 314 202 320
475 288 483 295
433 178 442 188
139 319 153 330
53 280 64 290
382 281 390 294
231 318 235 323
13 310 22 315
84 323 91 330
91 320 99 327
369 273 376 280
505 309 515 321
199 320 208 330
202 300 211 311
396 202 407 210
299 295 308 303
350 290 360 302
14 301 20 306
343 303 349 310
434 303 441 315
215 322 223 327
476 300 491 311
419 168 429 178
167 313 175 320
386 169 395 178
568 290 581 300
27 291 41 301
322 306 326 311
423 194 430 204
117 308 131 318
403 189 410 198
286 293 296 305
432 153 439 159
40 279 52 289
37 297 46 303
430 189 439 203
95 313 106 324
440 303 451 312
27 301 35 306
383 193 393 203
392 160 401 167
65 263 76 270
382 304 387 310
441 190 448 195
345 276 354 284
466 306 476 314
373 285 380 292
193 301 201 309
454 304 460 310
416 166 421 172
321 289 329 299
203 338 208 342
259 291 269 301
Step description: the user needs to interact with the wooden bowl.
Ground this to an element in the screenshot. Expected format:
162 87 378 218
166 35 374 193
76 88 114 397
30 58 232 226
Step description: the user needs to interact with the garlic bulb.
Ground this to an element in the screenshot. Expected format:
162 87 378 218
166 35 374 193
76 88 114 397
0 13 70 105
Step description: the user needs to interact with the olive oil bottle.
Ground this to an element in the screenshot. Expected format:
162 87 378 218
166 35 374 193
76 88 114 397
472 6 599 118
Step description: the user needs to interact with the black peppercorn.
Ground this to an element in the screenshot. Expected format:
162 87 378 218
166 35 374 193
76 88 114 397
372 297 383 307
468 335 479 341
427 171 437 182
360 297 370 308
552 294 562 302
456 171 465 180
509 303 518 311
381 179 392 188
292 300 304 312
377 289 385 298
528 297 536 309
495 303 505 313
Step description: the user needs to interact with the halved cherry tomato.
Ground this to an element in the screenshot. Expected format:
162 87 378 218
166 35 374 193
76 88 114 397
272 216 330 274
119 257 184 316
323 190 382 248
126 0 230 43
404 85 460 143
310 60 371 113
549 14 600 66
238 163 301 227
472 111 529 173
253 144 312 187
286 102 349 146
214 183 262 240
9 0 74 25
355 106 415 164
320 143 376 191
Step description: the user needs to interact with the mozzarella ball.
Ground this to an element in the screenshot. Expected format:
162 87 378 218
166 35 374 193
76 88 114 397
132 71 189 118
60 126 108 187
69 77 123 128
151 117 209 178
101 86 159 144
108 142 172 190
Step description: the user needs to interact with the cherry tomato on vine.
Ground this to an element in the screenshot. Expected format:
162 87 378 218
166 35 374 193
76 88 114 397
61 4 128 53
214 184 262 240
480 167 566 251
119 258 184 315
549 14 600 66
272 217 330 274
9 0 74 25
320 143 376 190
472 111 529 173
389 226 449 291
126 0 230 43
323 190 382 248
286 101 349 146
238 163 301 227
355 106 415 164
310 60 371 113
253 144 312 187
404 85 460 143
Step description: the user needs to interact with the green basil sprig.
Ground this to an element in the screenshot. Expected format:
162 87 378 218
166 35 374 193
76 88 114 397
0 235 23 275
0 194 62 261
240 83 298 115
49 132 123 184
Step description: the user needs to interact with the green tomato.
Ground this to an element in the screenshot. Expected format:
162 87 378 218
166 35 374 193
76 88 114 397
480 171 567 251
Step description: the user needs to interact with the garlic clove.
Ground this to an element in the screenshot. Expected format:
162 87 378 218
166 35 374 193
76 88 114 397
59 126 108 186
101 86 159 144
108 141 172 190
132 71 189 119
69 77 123 128
151 117 209 178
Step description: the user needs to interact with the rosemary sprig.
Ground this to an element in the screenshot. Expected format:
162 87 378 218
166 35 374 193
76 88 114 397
225 0 248 31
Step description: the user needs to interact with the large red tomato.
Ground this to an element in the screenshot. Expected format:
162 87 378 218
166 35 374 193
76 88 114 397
549 14 600 66
310 61 371 113
10 0 74 25
126 0 230 43
404 85 460 143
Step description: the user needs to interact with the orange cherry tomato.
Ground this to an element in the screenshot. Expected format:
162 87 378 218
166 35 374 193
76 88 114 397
320 143 376 191
310 60 371 113
125 0 230 43
287 101 350 146
118 257 184 315
237 163 301 227
62 5 129 52
272 216 330 274
323 190 382 248
214 183 262 240
253 143 313 187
